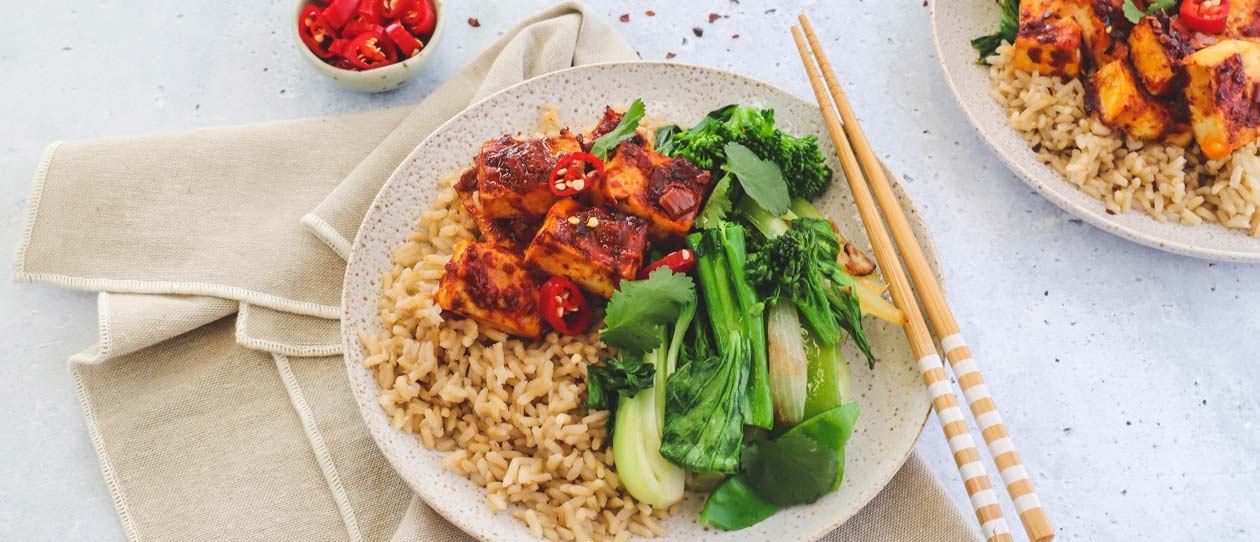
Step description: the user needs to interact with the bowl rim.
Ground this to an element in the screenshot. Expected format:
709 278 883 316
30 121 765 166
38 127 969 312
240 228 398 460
341 60 935 542
292 0 446 80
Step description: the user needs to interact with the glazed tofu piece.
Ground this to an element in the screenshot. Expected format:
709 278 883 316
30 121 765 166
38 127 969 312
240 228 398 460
1062 0 1129 66
524 199 648 298
1013 0 1084 77
1090 59 1192 144
1184 40 1260 159
590 142 713 242
455 169 541 251
470 131 582 220
435 241 542 338
1225 0 1260 41
1129 15 1193 96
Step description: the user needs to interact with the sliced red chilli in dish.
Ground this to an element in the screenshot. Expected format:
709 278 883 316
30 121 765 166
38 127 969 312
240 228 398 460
346 30 399 70
299 6 339 59
549 152 605 197
540 277 591 336
385 21 425 58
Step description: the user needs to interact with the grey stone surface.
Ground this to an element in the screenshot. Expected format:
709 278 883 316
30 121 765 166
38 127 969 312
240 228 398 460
2 1 1255 540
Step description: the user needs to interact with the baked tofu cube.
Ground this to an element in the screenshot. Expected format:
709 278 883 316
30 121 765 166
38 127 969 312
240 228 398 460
524 199 648 298
1090 59 1192 144
590 142 714 242
1184 40 1260 159
1013 0 1084 78
455 168 541 251
471 132 582 220
1225 0 1260 41
435 241 542 338
1063 0 1128 66
1128 15 1193 96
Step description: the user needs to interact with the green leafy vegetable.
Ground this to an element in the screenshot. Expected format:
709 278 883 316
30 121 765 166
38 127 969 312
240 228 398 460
654 124 680 153
790 402 861 491
700 476 779 530
686 226 774 429
1122 0 1176 24
742 433 838 506
657 105 834 201
590 98 646 160
585 353 655 436
694 174 733 230
722 142 790 216
700 403 861 530
659 332 749 473
600 267 695 355
610 301 694 507
970 0 1019 62
747 218 876 368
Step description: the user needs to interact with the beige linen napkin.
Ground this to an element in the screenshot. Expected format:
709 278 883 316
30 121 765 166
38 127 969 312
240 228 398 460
14 3 981 541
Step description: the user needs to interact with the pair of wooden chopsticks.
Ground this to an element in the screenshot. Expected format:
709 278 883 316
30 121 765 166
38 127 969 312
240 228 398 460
791 15 1054 542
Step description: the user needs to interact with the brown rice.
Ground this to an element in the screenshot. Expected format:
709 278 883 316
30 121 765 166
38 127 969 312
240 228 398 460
987 42 1260 236
358 173 674 542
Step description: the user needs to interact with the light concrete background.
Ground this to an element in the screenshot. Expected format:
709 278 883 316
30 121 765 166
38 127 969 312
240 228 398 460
2 1 1256 540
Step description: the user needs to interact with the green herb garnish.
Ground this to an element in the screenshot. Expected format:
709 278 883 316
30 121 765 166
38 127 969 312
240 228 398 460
722 141 790 217
590 98 646 160
600 266 695 355
970 0 1020 62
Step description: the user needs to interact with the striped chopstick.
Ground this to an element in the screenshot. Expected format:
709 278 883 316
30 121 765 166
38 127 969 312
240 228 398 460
793 15 1054 542
789 26 1014 542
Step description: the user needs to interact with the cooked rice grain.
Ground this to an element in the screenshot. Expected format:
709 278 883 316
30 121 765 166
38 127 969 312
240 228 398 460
360 175 674 542
988 43 1260 236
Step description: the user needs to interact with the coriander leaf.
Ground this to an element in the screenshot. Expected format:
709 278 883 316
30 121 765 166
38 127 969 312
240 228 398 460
694 174 734 230
742 432 838 506
970 0 1019 62
585 353 656 437
722 142 790 216
1123 0 1175 24
600 267 696 355
591 98 646 160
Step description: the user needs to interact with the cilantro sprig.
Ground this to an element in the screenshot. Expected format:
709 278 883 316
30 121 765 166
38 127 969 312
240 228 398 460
722 141 790 217
590 98 646 161
599 267 696 355
1122 0 1176 24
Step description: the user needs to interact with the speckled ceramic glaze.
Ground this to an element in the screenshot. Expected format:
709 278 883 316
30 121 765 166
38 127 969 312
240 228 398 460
932 1 1260 262
342 62 934 542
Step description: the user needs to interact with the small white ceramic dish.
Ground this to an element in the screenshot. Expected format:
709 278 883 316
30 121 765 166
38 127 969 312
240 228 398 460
932 0 1260 262
342 62 935 541
293 0 445 93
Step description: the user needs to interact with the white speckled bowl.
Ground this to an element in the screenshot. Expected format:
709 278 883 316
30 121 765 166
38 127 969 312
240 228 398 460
342 62 935 542
293 0 445 93
932 1 1260 262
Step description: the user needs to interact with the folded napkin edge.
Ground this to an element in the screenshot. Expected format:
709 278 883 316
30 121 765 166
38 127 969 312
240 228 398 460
13 141 62 284
301 213 352 261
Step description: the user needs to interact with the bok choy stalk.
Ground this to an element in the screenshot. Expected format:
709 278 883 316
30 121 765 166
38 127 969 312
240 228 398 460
611 299 696 507
746 207 871 422
684 224 773 430
765 299 809 425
